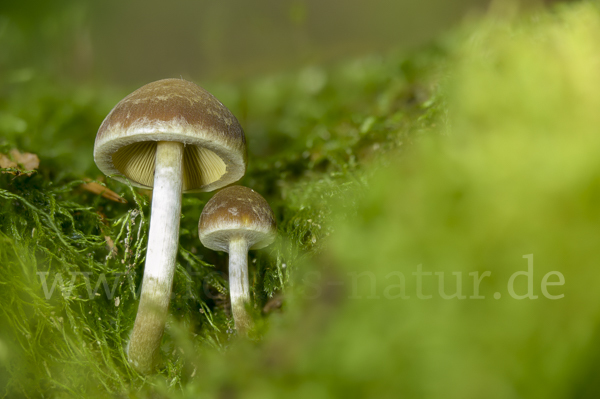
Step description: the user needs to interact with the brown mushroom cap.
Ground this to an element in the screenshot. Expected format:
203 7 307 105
199 185 276 252
94 78 247 193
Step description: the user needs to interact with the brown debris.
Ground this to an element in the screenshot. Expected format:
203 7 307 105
262 292 283 314
104 236 118 256
0 149 40 176
81 180 127 203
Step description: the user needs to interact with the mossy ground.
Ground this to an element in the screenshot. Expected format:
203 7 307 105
2 1 600 398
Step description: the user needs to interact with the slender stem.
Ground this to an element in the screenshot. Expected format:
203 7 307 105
228 236 253 334
127 141 183 374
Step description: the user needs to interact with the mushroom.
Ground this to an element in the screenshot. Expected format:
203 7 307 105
94 78 246 374
198 185 276 334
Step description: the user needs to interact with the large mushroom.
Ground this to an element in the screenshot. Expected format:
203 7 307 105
198 185 276 334
94 78 246 374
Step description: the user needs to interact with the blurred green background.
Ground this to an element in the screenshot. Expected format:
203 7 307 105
2 0 599 398
3 0 493 84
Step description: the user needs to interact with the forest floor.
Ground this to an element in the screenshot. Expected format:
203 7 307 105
2 2 600 398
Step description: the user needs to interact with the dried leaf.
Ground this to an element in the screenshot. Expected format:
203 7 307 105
104 236 118 256
0 154 16 169
10 149 39 170
0 149 39 176
81 181 127 203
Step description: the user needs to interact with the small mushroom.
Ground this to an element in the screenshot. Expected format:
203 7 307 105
199 185 276 334
94 79 246 374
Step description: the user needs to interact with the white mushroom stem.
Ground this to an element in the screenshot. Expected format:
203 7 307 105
228 236 253 333
127 141 184 374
